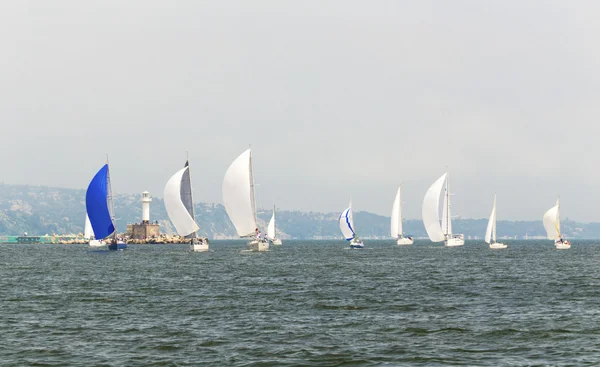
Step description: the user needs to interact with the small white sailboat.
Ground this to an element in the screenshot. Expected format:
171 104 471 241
164 159 209 252
422 172 464 247
339 202 364 249
85 213 105 247
543 198 571 249
485 194 507 249
223 148 269 252
267 205 282 245
391 185 413 245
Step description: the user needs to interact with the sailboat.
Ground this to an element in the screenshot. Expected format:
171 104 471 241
85 162 126 250
391 186 413 245
543 198 571 249
422 172 464 247
485 194 507 249
222 148 269 252
164 159 209 252
85 213 105 247
339 202 364 249
267 205 282 245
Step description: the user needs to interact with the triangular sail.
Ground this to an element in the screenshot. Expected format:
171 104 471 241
485 194 497 244
84 213 94 240
164 166 200 236
422 173 447 242
181 161 195 229
222 149 259 237
267 208 276 239
85 164 116 240
543 199 560 240
390 187 400 238
339 205 356 241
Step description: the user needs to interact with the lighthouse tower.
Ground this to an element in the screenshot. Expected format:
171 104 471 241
141 191 152 223
126 191 160 240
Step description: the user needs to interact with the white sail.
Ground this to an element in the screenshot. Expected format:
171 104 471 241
84 213 93 239
485 194 497 244
543 199 560 240
422 173 447 242
267 210 276 239
222 149 258 237
339 205 356 240
390 187 401 238
441 189 449 235
398 187 403 236
164 166 200 236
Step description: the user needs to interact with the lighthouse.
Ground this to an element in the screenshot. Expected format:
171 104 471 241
141 191 152 223
126 191 161 240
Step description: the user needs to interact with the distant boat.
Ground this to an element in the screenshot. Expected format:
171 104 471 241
391 185 413 245
85 213 105 247
339 202 364 249
485 194 507 249
164 159 209 252
85 162 126 250
223 148 269 252
543 198 571 249
267 205 282 245
422 172 464 247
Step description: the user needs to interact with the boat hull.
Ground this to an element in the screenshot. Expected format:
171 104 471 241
271 238 282 245
555 239 571 249
350 238 364 249
108 241 127 251
396 237 414 245
445 235 465 247
489 242 507 249
89 239 105 247
191 243 209 252
248 240 269 252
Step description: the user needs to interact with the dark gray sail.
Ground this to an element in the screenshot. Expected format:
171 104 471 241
180 160 196 239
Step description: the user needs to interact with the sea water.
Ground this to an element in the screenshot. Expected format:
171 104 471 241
1 240 599 366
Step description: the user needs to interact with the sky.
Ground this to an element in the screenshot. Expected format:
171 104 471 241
1 1 600 221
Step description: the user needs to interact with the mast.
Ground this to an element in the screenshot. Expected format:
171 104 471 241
105 156 117 243
183 153 197 240
273 205 276 238
492 193 497 243
399 185 403 237
556 197 561 238
248 148 258 230
445 172 450 238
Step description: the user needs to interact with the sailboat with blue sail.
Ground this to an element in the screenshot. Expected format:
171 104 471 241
339 202 364 249
85 162 126 250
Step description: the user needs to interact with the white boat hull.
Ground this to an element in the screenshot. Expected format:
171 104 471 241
271 238 282 245
190 238 209 252
191 243 209 252
489 242 507 249
445 235 465 247
555 239 571 249
396 237 414 245
89 239 105 247
350 238 364 249
248 239 269 252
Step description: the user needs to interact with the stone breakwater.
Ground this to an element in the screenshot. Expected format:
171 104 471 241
55 234 199 245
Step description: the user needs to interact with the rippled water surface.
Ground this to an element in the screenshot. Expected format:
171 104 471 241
1 240 600 366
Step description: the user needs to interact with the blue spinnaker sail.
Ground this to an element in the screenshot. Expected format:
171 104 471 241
85 164 115 240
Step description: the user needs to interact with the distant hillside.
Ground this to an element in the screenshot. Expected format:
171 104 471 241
0 183 596 239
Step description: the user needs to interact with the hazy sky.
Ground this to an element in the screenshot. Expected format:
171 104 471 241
2 1 600 221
